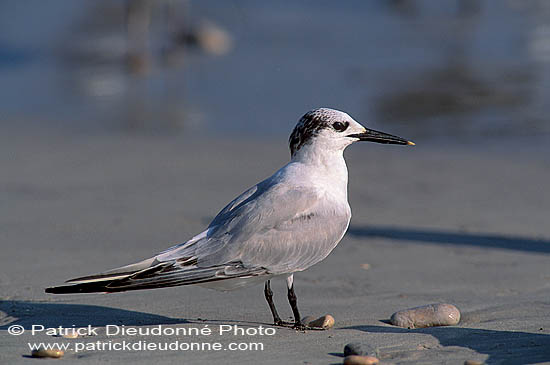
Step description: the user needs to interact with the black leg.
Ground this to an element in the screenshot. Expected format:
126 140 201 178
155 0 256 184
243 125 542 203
264 280 293 326
287 283 307 330
264 280 281 324
284 276 325 331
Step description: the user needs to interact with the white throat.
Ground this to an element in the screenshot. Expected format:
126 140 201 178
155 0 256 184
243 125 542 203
290 141 350 201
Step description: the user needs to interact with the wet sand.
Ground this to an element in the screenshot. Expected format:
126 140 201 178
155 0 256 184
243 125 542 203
1 129 549 364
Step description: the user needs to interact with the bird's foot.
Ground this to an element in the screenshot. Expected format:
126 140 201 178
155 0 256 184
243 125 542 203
273 318 294 327
273 319 327 331
292 321 326 331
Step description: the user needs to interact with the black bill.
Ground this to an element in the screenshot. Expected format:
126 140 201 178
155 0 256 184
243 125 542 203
348 128 415 145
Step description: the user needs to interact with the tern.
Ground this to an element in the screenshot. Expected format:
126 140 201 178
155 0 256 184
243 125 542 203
46 108 414 329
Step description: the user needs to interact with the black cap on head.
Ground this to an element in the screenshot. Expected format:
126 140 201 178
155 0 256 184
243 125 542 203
289 108 348 156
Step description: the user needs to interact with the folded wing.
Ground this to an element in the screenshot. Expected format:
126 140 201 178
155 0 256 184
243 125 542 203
46 174 349 294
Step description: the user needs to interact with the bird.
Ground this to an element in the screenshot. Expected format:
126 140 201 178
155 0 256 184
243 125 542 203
46 108 414 330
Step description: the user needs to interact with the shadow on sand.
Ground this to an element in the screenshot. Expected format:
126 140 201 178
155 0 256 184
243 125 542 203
0 300 278 331
0 300 187 329
343 324 550 365
348 225 550 254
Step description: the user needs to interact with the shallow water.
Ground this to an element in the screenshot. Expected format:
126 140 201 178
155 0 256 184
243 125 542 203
1 0 549 145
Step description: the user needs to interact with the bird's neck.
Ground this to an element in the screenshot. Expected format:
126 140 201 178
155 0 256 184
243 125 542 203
290 144 349 199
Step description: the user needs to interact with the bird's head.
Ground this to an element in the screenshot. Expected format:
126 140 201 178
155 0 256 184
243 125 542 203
289 108 414 158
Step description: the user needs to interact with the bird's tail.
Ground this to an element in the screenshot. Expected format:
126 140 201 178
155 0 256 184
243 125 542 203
45 256 267 294
45 257 159 294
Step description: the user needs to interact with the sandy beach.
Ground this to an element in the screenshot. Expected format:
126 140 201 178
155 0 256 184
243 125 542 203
1 127 549 364
3 1 550 363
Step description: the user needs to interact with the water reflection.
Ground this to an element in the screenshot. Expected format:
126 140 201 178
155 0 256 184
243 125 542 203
0 1 548 140
371 0 545 140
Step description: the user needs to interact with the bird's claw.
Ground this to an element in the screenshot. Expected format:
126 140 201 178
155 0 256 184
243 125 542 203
292 322 310 331
292 321 326 331
273 319 294 327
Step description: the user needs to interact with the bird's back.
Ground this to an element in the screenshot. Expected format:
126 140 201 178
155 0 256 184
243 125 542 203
159 159 351 274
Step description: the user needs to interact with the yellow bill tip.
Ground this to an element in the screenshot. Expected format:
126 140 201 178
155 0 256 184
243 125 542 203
407 141 416 146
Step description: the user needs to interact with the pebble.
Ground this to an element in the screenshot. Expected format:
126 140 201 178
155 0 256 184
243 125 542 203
303 314 335 329
31 348 64 358
196 22 232 55
390 303 460 329
52 328 82 338
343 355 379 365
464 361 484 365
62 330 79 339
344 342 375 357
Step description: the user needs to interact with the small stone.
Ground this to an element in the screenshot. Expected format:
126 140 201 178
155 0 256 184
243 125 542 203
52 327 84 338
390 303 460 329
343 355 379 365
62 330 79 339
360 263 371 270
304 314 335 329
344 342 375 357
464 361 484 365
196 22 232 55
31 348 64 358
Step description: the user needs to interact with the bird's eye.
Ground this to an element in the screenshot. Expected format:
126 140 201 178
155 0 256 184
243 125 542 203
332 121 349 132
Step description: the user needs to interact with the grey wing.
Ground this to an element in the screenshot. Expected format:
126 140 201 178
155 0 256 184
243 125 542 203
158 180 351 274
47 180 350 294
46 183 273 294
